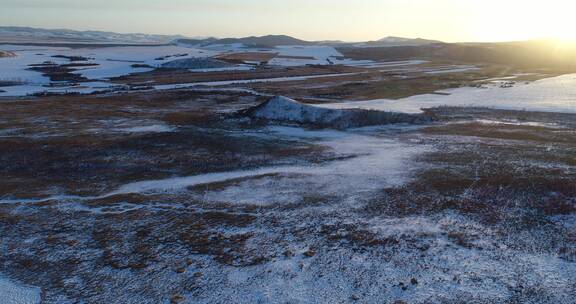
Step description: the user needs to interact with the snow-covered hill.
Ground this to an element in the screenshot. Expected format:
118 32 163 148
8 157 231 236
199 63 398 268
0 26 185 44
0 27 444 49
176 35 313 48
176 35 443 49
354 36 442 48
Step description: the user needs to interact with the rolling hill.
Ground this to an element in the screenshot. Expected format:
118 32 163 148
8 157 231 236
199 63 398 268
176 35 313 48
0 26 185 44
338 40 576 69
355 36 443 47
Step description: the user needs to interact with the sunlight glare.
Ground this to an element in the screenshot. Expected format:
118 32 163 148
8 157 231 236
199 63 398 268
463 0 576 42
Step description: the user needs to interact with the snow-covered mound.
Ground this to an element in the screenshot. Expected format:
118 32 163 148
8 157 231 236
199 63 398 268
160 57 233 70
245 96 431 129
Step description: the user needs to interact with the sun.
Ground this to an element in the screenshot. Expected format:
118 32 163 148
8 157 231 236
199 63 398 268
462 0 576 42
550 30 576 45
529 2 576 42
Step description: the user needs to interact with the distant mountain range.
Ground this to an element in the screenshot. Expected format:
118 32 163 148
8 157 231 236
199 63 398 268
354 36 443 47
175 35 442 48
0 26 444 48
175 35 314 48
0 26 186 44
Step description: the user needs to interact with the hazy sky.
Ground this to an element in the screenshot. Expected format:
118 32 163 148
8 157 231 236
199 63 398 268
1 0 575 42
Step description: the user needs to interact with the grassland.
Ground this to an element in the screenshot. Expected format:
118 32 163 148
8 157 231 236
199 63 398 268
0 88 575 303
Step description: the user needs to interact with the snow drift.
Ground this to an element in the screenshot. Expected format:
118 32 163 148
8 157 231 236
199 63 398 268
243 96 432 129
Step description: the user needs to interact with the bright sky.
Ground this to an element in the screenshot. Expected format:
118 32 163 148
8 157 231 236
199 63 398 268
1 0 575 42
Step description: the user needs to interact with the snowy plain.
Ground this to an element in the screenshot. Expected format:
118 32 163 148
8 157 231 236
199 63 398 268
0 275 41 304
317 73 576 114
0 44 219 96
0 124 427 206
1 43 487 98
1 59 575 302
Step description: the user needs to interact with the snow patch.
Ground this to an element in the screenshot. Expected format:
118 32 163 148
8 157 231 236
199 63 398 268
1 124 429 205
0 44 222 97
194 129 428 205
161 57 233 70
0 275 41 304
115 124 175 134
316 74 576 114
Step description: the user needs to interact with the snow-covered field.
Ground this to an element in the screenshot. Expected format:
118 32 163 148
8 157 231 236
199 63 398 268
268 46 343 66
0 44 359 97
0 87 575 303
0 44 219 96
0 46 69 85
1 42 490 98
0 124 427 205
1 43 449 97
317 73 576 114
3 40 576 303
109 126 428 205
0 275 41 304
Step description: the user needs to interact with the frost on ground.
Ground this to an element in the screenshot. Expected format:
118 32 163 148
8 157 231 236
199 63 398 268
0 90 575 303
106 125 428 205
0 275 41 304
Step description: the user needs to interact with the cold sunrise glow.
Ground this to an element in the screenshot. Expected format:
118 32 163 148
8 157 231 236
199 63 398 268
2 0 576 42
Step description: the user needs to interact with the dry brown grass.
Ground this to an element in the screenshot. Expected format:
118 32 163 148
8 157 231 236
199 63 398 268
423 122 576 143
214 52 277 63
275 55 316 60
246 67 524 101
0 50 16 57
112 64 361 85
